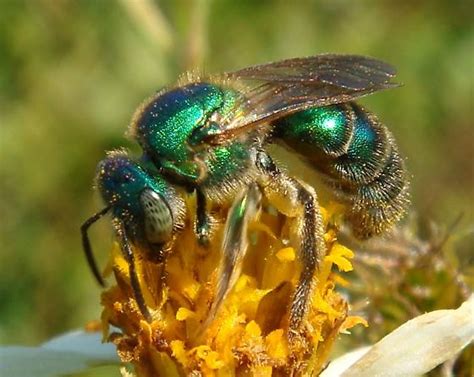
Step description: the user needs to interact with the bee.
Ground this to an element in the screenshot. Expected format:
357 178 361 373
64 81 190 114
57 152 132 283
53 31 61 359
85 55 409 336
81 150 186 321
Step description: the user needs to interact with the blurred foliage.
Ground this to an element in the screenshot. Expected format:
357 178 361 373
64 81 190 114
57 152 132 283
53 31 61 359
0 0 472 362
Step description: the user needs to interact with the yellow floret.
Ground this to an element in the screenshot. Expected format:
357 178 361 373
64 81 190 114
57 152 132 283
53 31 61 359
101 201 364 376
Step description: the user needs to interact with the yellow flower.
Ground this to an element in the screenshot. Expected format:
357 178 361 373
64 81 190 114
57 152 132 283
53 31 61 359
100 200 364 376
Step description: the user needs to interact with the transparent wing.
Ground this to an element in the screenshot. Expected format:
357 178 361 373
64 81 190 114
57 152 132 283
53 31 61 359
203 184 261 330
207 54 398 143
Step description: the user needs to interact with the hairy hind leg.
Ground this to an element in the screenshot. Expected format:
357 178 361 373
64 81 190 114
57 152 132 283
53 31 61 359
255 151 326 335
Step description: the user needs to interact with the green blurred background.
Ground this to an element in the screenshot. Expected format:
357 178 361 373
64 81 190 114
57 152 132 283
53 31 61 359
0 0 472 345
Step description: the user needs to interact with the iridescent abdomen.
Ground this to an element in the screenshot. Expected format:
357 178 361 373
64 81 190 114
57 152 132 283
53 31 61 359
273 103 409 238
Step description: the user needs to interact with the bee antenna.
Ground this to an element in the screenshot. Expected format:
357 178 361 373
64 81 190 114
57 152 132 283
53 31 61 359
81 206 111 287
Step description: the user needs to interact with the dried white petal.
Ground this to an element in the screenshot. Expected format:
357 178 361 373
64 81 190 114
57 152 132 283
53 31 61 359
337 295 474 377
320 347 370 377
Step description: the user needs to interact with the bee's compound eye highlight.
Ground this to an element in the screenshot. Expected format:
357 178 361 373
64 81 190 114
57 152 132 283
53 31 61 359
140 189 173 244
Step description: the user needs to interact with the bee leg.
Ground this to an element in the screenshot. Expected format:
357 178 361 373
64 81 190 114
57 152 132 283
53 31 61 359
256 151 326 336
205 183 262 326
81 205 111 287
115 219 152 322
195 189 211 245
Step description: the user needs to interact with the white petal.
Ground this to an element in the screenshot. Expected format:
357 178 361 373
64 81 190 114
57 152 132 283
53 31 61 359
0 330 120 377
42 330 117 360
338 295 474 377
320 347 371 377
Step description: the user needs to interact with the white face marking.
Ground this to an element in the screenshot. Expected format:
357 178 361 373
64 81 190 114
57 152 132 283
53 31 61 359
140 189 173 244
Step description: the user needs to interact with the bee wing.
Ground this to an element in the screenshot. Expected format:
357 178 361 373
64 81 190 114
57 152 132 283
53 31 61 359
208 54 398 143
228 54 396 89
203 184 262 330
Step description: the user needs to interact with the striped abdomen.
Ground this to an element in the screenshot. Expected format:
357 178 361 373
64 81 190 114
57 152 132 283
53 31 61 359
273 103 409 239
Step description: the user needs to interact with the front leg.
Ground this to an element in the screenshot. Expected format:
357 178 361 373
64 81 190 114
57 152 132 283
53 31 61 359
256 151 326 336
114 219 152 322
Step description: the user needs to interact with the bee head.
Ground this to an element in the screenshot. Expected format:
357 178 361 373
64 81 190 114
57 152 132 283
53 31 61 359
95 150 186 244
96 152 150 209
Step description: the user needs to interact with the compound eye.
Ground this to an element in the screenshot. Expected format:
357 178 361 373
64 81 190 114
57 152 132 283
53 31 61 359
140 189 173 244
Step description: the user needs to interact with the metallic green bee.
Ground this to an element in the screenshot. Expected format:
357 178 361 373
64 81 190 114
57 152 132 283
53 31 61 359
82 55 409 334
128 54 409 333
